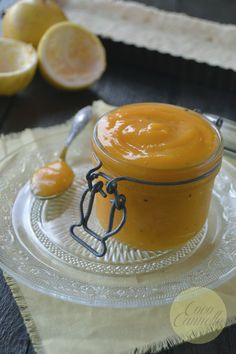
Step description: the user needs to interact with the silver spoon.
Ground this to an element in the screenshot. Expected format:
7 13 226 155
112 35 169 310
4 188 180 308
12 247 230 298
31 105 93 199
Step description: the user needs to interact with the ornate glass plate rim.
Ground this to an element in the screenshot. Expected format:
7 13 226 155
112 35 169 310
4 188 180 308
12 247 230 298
0 131 236 308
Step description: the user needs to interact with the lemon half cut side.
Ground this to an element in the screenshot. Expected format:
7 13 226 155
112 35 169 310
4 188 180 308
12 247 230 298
0 38 37 96
38 22 106 90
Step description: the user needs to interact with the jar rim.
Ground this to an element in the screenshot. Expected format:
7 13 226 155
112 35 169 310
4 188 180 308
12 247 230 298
93 103 224 182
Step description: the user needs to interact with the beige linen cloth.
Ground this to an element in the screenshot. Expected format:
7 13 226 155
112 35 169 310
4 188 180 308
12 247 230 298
59 0 236 71
1 100 236 354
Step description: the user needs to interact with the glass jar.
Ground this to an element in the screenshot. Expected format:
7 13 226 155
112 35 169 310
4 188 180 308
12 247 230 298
73 103 223 255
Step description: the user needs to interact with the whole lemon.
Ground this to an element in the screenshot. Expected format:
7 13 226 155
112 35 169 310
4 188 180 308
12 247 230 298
2 0 67 47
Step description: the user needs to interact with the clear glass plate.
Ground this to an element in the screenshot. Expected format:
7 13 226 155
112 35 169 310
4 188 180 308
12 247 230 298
0 131 236 308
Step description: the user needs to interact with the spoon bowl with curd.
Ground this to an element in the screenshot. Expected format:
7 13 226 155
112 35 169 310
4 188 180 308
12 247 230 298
31 105 93 199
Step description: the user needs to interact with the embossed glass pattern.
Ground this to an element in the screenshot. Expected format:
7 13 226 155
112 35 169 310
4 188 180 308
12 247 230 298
0 132 236 307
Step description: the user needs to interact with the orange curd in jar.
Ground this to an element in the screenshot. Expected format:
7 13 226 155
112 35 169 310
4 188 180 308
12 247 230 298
92 103 223 251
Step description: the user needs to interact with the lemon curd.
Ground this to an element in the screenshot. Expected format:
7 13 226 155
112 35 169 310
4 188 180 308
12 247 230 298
96 104 220 179
93 103 223 251
31 160 74 198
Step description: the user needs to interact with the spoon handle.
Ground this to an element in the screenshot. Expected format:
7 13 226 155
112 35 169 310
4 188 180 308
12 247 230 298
65 105 93 147
60 106 93 160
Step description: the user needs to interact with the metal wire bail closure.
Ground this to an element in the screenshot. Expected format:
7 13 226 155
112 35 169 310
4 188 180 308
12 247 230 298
70 159 127 257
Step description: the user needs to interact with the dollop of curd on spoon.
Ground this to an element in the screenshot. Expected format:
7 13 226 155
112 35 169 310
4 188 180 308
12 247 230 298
31 159 74 198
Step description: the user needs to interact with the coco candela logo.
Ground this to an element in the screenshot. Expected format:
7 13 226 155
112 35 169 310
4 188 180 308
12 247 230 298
170 287 227 344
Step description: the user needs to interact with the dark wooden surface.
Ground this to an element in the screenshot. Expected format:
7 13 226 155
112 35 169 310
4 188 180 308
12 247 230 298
0 272 35 354
1 0 236 353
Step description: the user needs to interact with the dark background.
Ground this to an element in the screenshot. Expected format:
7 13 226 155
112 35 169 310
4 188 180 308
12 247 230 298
0 0 236 353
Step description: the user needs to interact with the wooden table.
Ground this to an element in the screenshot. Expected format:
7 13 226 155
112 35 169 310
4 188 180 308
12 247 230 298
0 1 236 353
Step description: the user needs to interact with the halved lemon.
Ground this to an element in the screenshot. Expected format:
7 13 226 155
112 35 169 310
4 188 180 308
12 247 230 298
38 22 106 90
0 38 37 96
